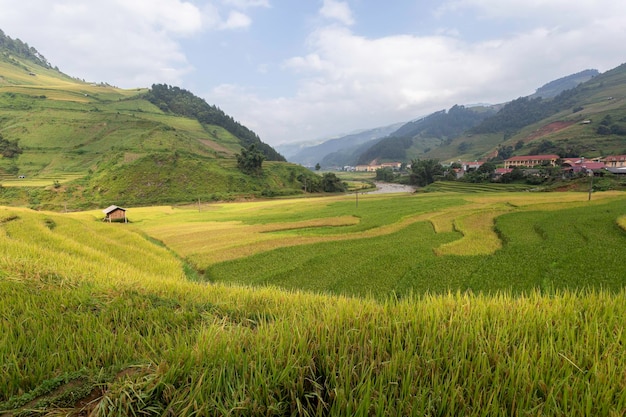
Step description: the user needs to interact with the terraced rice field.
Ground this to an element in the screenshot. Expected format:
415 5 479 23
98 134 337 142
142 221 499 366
72 189 626 297
2 191 626 416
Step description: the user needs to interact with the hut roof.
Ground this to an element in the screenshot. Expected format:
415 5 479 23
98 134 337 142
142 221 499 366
103 205 126 214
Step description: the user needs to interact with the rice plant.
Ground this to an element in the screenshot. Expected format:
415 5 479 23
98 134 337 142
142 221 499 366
2 192 626 415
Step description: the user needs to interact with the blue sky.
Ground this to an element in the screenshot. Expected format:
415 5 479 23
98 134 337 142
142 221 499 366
1 0 625 146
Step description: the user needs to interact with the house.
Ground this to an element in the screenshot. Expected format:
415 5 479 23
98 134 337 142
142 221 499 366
103 205 127 223
450 161 485 179
503 154 560 169
494 168 513 177
459 161 484 172
561 157 605 171
355 162 402 172
602 155 626 168
380 162 402 170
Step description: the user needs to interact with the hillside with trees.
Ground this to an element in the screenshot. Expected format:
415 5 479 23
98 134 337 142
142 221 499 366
0 29 51 69
292 65 626 167
145 84 284 162
393 105 493 140
529 69 599 99
0 30 317 210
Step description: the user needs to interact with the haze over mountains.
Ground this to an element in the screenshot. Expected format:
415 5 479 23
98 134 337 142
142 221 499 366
284 68 621 169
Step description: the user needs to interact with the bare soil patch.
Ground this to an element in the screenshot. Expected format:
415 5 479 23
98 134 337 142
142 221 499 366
523 121 575 142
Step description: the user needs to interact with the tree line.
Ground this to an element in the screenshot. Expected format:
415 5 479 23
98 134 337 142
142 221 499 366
470 88 581 135
145 84 285 161
0 29 51 68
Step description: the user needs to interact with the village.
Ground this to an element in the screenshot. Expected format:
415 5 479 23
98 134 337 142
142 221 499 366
345 154 626 179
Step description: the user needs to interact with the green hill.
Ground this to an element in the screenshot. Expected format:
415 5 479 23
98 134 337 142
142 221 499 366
339 64 626 164
425 64 626 162
0 30 316 210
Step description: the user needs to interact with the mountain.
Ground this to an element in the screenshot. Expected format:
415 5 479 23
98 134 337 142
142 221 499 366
427 64 626 162
286 122 404 167
0 30 313 210
312 67 626 165
355 105 496 164
529 69 599 99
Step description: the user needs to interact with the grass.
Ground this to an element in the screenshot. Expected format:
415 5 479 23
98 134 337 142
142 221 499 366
422 181 535 193
1 191 626 415
0 56 311 206
122 190 626 296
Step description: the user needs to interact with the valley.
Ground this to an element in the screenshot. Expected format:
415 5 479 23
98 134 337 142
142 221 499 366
1 28 626 416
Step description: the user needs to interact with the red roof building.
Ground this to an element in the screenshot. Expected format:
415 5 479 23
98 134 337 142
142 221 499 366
603 155 626 168
503 154 560 169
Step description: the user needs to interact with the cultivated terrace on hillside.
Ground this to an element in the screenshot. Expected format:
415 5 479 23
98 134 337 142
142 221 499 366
0 31 338 210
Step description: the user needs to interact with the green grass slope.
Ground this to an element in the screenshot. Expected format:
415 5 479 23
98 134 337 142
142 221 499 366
0 49 307 209
1 204 626 416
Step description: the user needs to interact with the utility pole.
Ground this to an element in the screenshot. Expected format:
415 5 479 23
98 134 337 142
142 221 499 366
587 170 593 201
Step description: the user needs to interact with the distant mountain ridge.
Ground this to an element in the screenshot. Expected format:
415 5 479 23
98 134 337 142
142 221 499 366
530 69 599 99
286 122 404 167
293 66 624 168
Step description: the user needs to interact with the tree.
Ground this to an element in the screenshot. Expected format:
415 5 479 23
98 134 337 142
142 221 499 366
496 145 513 160
320 173 346 192
315 163 321 171
409 159 444 187
236 144 265 175
477 161 496 175
461 161 497 183
0 134 22 158
375 167 395 182
500 167 525 183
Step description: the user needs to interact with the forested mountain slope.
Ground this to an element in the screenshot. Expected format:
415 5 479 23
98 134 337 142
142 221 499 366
320 65 626 165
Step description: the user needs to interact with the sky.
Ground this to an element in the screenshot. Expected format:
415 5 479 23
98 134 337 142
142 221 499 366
1 0 625 146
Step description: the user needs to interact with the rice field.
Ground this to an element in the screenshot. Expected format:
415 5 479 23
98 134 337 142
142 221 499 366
1 172 85 187
2 190 626 415
114 190 626 296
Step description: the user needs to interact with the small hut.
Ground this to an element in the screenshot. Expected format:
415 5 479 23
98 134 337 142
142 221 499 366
103 205 127 223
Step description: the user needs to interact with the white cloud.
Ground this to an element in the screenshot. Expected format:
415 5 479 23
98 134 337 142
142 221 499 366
220 10 253 29
320 0 354 26
211 7 626 145
0 0 264 87
116 0 204 35
438 0 626 24
222 0 270 9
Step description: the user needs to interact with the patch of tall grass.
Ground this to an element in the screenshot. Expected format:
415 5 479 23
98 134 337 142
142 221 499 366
618 214 626 231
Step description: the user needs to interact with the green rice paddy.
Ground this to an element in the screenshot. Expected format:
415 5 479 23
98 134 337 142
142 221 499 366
2 190 626 416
